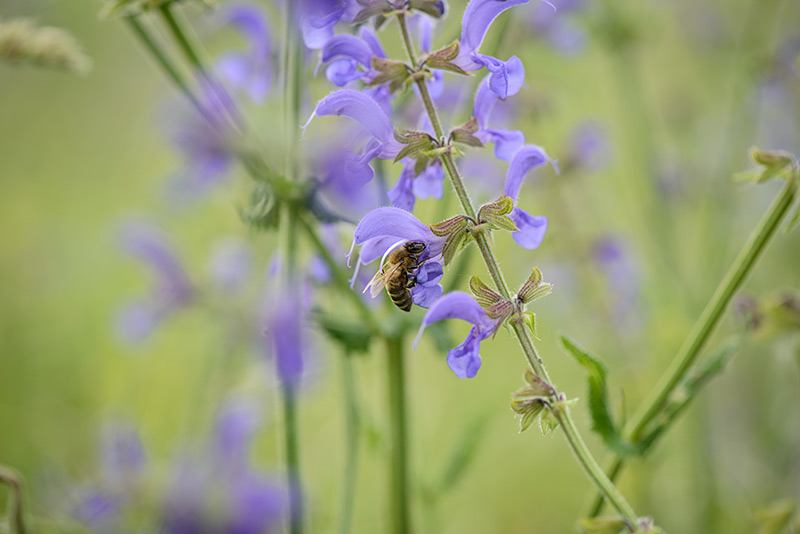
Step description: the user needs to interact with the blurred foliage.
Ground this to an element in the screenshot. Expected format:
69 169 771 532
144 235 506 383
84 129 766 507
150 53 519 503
1 0 799 533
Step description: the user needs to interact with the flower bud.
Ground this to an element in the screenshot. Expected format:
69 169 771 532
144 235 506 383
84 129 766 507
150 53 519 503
370 57 412 93
477 195 518 231
517 267 553 304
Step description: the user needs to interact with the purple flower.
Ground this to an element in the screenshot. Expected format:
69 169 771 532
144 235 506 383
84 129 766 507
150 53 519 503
319 27 386 87
415 292 500 378
387 160 445 211
209 238 252 293
263 285 307 389
100 422 145 489
304 89 403 159
568 121 610 171
72 489 123 534
349 208 446 307
299 0 347 49
474 76 526 161
163 93 234 201
592 236 641 330
315 144 386 221
452 0 529 98
115 223 193 343
214 2 273 103
504 145 556 249
530 0 587 56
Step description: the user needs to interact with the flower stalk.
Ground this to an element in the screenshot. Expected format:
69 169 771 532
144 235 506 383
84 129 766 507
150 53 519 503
396 11 641 529
0 465 27 534
588 173 798 517
386 335 411 534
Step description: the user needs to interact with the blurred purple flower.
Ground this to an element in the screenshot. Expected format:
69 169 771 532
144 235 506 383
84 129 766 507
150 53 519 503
474 76 526 161
592 236 640 329
388 159 445 211
568 121 610 171
504 145 557 249
452 0 529 98
416 292 500 378
263 283 309 389
530 0 587 56
299 0 347 49
319 27 385 87
100 422 146 489
116 223 193 343
163 400 287 534
72 489 123 534
209 238 252 293
164 93 235 201
214 2 273 103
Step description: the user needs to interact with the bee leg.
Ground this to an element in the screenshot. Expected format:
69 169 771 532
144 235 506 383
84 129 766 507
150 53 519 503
405 277 417 290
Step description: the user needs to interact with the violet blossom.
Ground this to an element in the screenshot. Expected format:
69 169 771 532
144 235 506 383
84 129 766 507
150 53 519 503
115 222 193 343
318 26 386 87
529 0 587 56
474 75 526 161
415 292 501 378
213 2 273 103
349 207 446 308
452 0 529 99
387 158 445 211
263 285 307 389
298 0 349 49
208 238 253 294
504 145 557 249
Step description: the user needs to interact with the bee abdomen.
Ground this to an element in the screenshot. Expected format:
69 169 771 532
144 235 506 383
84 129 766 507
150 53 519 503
389 288 413 312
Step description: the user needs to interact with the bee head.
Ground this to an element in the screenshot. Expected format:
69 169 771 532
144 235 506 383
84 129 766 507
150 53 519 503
405 241 426 256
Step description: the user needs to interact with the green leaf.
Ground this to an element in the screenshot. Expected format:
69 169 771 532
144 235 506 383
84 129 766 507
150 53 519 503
560 336 639 456
437 415 489 491
753 499 796 534
639 338 739 452
539 408 559 436
315 313 373 355
522 312 539 340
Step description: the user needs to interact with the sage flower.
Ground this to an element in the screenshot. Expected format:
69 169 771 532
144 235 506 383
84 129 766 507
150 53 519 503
299 0 348 49
115 223 193 343
416 292 500 378
319 27 385 87
214 2 273 103
504 145 556 249
387 159 445 211
529 0 587 56
474 76 526 161
452 0 529 98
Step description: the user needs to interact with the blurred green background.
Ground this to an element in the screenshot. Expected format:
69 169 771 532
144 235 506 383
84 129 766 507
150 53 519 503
1 0 799 532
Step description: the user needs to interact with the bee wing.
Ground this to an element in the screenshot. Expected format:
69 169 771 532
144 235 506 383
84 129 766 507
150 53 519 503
365 262 403 298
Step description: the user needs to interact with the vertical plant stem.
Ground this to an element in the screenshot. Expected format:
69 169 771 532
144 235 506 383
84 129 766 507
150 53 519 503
339 353 361 534
282 382 304 534
386 336 410 534
0 466 26 534
395 13 641 528
589 176 798 516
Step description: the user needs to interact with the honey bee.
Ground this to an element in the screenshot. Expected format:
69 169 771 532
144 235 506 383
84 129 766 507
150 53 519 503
365 241 427 312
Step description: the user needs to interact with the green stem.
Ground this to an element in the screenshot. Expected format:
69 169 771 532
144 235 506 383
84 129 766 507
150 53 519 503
122 16 208 119
296 212 382 334
0 465 27 534
396 13 640 528
589 176 798 516
386 336 411 534
338 353 361 534
282 383 304 534
281 1 302 181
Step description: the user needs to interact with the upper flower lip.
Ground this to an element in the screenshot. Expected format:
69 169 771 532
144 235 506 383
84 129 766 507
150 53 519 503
353 207 445 258
453 0 531 71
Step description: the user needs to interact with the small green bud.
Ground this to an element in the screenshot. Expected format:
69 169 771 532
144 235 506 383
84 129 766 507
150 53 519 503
734 146 799 184
430 215 470 265
425 40 470 75
517 267 553 304
408 0 446 19
370 57 412 93
450 117 483 148
477 195 518 231
510 370 556 433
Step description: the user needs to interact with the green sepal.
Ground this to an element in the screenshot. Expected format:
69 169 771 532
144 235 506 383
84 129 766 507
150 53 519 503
469 275 503 308
408 0 446 18
522 312 539 340
511 370 556 432
450 117 483 148
517 267 553 304
425 40 471 75
752 499 796 534
578 516 628 534
353 3 388 24
315 313 373 355
560 336 639 456
370 57 411 93
539 408 559 436
238 184 280 230
477 195 518 231
734 146 798 184
430 215 470 265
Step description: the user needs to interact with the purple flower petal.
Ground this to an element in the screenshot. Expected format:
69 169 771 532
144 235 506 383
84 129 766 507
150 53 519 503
353 207 439 248
321 34 374 68
388 165 416 211
481 54 525 99
484 128 525 161
410 261 444 308
265 288 306 388
419 291 494 331
447 329 483 378
325 58 365 86
358 26 386 58
305 90 402 157
413 163 444 199
454 0 530 71
214 3 273 102
509 207 548 249
504 144 553 200
300 0 345 49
